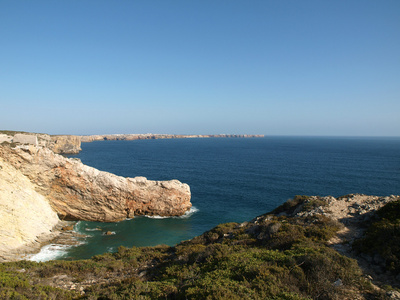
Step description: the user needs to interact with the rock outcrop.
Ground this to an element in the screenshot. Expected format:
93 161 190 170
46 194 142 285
0 156 59 259
0 131 81 154
275 194 399 246
0 145 191 222
49 135 81 154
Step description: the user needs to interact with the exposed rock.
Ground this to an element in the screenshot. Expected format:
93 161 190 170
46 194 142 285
80 133 265 142
0 131 81 154
282 194 399 247
0 156 59 259
61 226 74 231
0 133 13 143
0 145 192 222
49 135 81 154
273 194 400 291
12 133 38 146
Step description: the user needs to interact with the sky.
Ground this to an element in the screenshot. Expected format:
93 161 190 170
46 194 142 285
1 1 399 136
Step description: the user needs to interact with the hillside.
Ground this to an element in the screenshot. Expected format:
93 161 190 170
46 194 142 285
0 194 399 299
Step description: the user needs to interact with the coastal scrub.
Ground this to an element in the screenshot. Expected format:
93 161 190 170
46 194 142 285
0 198 391 299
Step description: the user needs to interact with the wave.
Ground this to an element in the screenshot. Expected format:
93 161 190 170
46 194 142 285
107 246 116 253
145 206 199 219
85 227 102 232
28 244 72 262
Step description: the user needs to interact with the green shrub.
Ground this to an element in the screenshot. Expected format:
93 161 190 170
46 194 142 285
353 200 400 276
0 202 386 299
271 195 310 215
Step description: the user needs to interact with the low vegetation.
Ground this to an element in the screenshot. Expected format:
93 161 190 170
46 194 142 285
0 198 396 299
353 199 400 276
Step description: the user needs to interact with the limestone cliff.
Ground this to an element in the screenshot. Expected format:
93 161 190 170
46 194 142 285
0 131 81 154
49 135 81 154
80 133 264 142
0 145 191 222
0 156 59 258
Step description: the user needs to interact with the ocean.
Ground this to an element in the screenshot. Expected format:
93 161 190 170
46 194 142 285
29 136 400 261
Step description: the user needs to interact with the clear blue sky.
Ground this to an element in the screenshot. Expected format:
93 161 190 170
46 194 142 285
1 1 399 136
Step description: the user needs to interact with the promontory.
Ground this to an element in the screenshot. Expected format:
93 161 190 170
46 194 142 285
0 131 191 260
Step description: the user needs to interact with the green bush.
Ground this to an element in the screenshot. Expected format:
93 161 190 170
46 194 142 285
353 200 400 275
0 200 388 299
271 195 310 215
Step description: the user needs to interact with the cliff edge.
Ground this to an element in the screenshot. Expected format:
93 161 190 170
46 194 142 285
0 131 81 154
0 156 60 260
0 145 191 222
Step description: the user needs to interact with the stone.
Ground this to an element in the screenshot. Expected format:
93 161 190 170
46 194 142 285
13 134 38 146
61 226 74 231
333 279 343 286
387 290 400 299
0 145 192 222
49 135 82 154
0 156 59 257
0 134 12 144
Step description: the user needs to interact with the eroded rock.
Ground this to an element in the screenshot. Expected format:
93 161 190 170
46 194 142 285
0 145 192 222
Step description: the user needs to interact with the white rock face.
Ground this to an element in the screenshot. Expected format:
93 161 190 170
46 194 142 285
0 157 59 256
0 145 192 222
13 134 38 146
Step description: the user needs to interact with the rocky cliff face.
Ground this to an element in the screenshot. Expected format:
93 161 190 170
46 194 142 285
0 145 191 222
0 156 59 258
0 131 81 154
80 133 264 142
49 135 81 154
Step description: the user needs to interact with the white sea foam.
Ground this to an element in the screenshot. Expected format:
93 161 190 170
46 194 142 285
181 206 199 218
145 206 199 219
85 227 102 231
107 247 116 252
28 244 71 262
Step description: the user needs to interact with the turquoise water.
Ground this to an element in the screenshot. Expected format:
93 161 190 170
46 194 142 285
40 136 400 260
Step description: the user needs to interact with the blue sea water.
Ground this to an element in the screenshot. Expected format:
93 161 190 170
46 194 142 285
41 136 400 260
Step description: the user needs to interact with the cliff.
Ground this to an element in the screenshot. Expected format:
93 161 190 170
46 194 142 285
49 135 81 154
0 155 59 260
0 145 191 222
0 131 81 154
80 133 264 142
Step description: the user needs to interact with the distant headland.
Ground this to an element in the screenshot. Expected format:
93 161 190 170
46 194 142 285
0 131 264 155
80 133 265 143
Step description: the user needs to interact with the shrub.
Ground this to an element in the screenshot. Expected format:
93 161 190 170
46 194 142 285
353 200 400 276
271 195 310 215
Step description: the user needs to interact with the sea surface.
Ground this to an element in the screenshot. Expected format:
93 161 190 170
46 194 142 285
29 136 400 261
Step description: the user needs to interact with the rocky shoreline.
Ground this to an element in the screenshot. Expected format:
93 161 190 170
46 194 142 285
1 131 264 154
0 131 192 261
0 130 263 262
1 193 399 299
0 220 80 262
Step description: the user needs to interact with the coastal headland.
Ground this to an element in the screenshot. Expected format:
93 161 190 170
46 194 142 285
1 130 399 298
80 133 265 143
0 130 192 261
1 131 264 154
